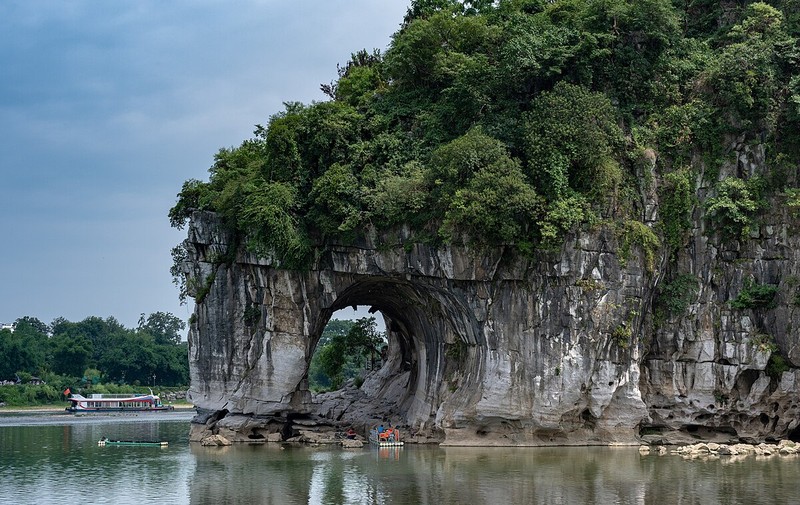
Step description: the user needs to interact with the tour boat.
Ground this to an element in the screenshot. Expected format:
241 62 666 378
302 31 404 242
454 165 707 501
66 392 174 412
369 425 403 447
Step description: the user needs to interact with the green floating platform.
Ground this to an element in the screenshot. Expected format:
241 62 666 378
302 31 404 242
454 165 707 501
98 439 168 447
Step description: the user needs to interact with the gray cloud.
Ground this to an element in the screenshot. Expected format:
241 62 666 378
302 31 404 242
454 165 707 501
0 0 409 328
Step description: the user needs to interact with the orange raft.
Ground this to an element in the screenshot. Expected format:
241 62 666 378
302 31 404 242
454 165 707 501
368 425 404 447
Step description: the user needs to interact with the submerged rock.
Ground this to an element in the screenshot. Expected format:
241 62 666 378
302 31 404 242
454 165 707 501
201 434 231 447
662 440 800 459
341 439 364 449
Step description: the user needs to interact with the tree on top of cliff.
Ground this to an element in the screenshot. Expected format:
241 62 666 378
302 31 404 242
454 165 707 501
170 0 800 271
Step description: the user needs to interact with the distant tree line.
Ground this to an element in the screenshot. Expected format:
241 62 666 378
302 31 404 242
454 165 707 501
0 312 188 392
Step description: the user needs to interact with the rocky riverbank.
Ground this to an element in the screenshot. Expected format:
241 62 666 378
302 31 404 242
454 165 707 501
640 439 800 459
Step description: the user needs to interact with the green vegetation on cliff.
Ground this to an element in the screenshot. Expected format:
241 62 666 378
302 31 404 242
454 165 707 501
170 0 800 272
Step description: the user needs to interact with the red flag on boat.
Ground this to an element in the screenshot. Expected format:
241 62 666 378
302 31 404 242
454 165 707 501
63 388 71 396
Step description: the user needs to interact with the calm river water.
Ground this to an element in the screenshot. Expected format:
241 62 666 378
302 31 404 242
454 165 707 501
1 412 799 505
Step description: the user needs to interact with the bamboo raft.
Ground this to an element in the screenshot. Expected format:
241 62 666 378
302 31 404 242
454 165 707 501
98 438 168 447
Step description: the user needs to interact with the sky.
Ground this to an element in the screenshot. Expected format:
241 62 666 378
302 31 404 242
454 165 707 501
0 0 409 330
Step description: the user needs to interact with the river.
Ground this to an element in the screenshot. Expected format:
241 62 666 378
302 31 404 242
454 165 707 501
1 412 798 504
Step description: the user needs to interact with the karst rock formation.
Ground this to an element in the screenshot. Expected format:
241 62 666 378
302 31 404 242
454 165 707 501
180 141 800 446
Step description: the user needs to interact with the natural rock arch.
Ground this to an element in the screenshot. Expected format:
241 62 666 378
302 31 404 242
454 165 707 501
317 275 491 435
182 202 800 446
183 211 650 445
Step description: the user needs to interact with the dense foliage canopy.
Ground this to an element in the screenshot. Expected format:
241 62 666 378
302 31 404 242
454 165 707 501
170 0 800 274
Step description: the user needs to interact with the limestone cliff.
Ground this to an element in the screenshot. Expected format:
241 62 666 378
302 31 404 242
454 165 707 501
180 141 799 446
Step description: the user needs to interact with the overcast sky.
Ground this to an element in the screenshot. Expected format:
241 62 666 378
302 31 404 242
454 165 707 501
0 1 408 330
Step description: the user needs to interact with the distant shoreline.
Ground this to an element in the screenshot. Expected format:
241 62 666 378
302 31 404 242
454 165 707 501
0 404 196 415
0 407 197 427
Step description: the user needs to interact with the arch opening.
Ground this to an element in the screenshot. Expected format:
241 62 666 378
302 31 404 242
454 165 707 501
301 276 482 438
307 305 387 392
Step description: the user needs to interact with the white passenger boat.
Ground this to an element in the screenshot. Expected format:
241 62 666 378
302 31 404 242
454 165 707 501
66 392 174 412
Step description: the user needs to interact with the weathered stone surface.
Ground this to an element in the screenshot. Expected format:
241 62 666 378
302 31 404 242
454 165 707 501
180 141 800 445
183 211 654 445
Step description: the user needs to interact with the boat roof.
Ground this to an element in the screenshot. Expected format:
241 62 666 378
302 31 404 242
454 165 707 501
69 393 158 402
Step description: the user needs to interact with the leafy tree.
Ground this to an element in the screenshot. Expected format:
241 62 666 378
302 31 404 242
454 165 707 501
364 161 428 228
730 281 779 310
498 12 584 98
168 179 211 229
137 311 186 345
404 0 465 24
308 163 363 240
13 316 49 336
681 0 737 38
83 368 103 384
659 168 696 255
706 3 794 132
647 101 717 167
387 8 497 92
152 342 190 386
238 181 310 267
308 319 354 390
0 313 189 390
52 316 126 367
50 333 93 378
310 317 384 390
322 318 357 340
706 177 764 239
9 317 49 376
171 244 190 304
524 82 624 202
296 101 365 185
98 332 158 385
263 105 305 184
537 194 594 250
323 49 386 108
580 0 682 111
0 327 18 380
427 127 513 206
344 317 386 369
439 137 543 246
205 141 268 227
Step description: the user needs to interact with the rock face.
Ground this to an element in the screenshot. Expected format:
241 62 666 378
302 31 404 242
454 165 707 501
180 142 800 446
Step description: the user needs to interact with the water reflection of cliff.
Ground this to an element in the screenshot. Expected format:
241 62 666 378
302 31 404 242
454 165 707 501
189 444 314 505
185 444 800 504
4 425 799 505
186 445 650 505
